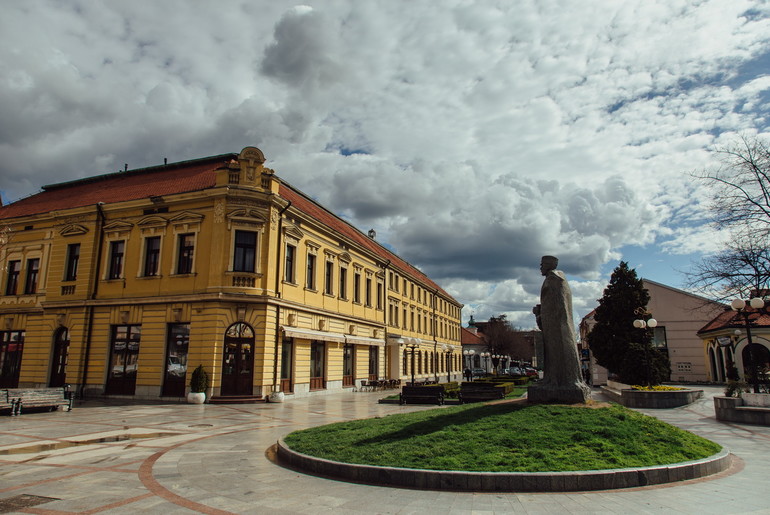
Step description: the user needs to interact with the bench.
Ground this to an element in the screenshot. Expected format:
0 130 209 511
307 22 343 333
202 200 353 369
0 390 16 414
459 383 505 404
6 387 73 416
399 385 445 405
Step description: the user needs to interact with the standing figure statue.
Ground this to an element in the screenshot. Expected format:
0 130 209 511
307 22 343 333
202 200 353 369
528 256 591 404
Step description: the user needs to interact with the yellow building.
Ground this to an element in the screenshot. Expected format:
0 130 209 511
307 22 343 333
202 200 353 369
0 147 463 401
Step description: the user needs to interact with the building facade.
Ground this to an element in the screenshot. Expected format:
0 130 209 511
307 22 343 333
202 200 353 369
580 279 724 384
697 302 770 384
0 147 463 400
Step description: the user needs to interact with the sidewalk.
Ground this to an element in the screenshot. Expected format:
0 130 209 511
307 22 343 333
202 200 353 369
0 386 768 514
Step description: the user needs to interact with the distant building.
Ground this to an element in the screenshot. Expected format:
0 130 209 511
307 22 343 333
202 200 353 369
461 317 540 373
0 147 463 400
580 279 724 384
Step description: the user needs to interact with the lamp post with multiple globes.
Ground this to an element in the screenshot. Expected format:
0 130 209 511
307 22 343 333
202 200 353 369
730 297 769 393
633 308 658 386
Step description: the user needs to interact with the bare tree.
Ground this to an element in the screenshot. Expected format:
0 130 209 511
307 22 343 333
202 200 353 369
686 230 770 302
689 135 770 300
697 134 770 235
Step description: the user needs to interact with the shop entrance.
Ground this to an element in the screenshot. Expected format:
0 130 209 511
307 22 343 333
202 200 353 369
220 323 254 396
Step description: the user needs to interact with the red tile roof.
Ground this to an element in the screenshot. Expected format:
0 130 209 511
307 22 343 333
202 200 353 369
279 184 455 301
461 326 484 345
697 306 770 334
0 152 458 304
0 154 234 219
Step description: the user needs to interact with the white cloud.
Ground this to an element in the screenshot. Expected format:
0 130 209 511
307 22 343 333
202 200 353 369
2 0 770 323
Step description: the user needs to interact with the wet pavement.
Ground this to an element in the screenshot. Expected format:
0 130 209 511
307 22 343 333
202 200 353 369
0 386 768 514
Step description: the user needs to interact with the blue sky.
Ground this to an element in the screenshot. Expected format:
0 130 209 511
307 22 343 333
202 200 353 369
1 1 769 328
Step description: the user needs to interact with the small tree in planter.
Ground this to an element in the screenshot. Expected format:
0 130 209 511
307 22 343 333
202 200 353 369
187 365 209 404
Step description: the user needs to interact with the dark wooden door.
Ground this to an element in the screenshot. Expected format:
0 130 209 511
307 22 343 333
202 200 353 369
49 327 69 387
0 331 24 388
220 323 254 396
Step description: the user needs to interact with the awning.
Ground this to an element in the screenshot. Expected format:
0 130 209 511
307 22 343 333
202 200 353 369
345 335 386 346
281 326 345 343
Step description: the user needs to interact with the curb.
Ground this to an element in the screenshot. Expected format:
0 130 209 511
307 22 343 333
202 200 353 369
276 438 731 492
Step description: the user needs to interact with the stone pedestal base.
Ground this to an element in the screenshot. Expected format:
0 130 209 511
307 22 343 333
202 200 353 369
528 383 591 404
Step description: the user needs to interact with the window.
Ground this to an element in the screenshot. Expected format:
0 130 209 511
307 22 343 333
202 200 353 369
368 346 378 380
377 283 383 309
652 327 668 349
339 267 347 299
24 258 39 294
162 323 189 397
177 233 194 274
325 261 334 295
343 344 354 387
233 231 256 272
365 277 371 306
64 243 80 281
5 260 20 295
306 253 316 290
310 341 326 390
143 236 161 276
284 244 296 283
281 338 293 393
0 331 25 388
108 241 125 279
354 272 361 303
105 324 141 395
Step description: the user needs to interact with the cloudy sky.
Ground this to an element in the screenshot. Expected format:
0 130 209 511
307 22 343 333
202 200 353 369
2 1 770 328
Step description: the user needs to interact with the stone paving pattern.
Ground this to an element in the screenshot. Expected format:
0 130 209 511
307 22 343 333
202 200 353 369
0 386 768 514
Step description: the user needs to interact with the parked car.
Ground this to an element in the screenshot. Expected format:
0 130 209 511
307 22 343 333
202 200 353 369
506 367 523 376
471 368 487 378
524 367 539 378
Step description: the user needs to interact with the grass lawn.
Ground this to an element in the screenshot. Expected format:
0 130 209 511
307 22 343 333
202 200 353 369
282 402 721 472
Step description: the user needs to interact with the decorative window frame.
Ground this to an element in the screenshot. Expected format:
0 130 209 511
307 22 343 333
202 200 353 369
226 209 266 277
169 212 203 277
281 223 303 286
102 221 133 281
305 240 320 292
137 215 168 278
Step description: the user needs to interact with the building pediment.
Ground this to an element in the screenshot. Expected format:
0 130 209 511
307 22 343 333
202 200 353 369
103 220 134 233
170 211 204 225
59 224 89 236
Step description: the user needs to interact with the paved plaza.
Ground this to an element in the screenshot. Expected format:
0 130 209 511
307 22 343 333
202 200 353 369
0 386 769 514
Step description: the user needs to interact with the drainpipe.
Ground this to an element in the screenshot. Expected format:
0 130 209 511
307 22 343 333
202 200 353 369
79 202 105 399
381 260 390 380
433 288 439 383
269 200 291 400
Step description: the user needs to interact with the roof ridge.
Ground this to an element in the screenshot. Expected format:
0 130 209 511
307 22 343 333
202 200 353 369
42 153 237 192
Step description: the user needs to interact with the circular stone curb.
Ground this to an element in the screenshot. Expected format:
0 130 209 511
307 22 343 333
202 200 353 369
276 438 731 492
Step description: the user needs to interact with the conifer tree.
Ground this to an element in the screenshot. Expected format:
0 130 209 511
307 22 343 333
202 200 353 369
587 262 670 385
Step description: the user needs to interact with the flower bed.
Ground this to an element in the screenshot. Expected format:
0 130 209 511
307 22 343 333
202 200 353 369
603 381 702 409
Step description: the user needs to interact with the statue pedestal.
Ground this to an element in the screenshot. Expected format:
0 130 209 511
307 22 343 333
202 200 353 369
528 383 591 404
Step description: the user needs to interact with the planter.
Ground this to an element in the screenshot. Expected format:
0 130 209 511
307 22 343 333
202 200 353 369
715 394 770 426
187 392 206 404
620 388 703 409
603 381 702 408
743 393 770 407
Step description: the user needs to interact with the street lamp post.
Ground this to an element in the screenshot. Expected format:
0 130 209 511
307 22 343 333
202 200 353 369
633 309 658 387
402 341 419 386
730 297 769 393
442 344 455 383
491 354 502 375
463 349 475 381
480 351 490 374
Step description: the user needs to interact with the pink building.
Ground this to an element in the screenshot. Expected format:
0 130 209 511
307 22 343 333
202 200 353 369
580 279 724 385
